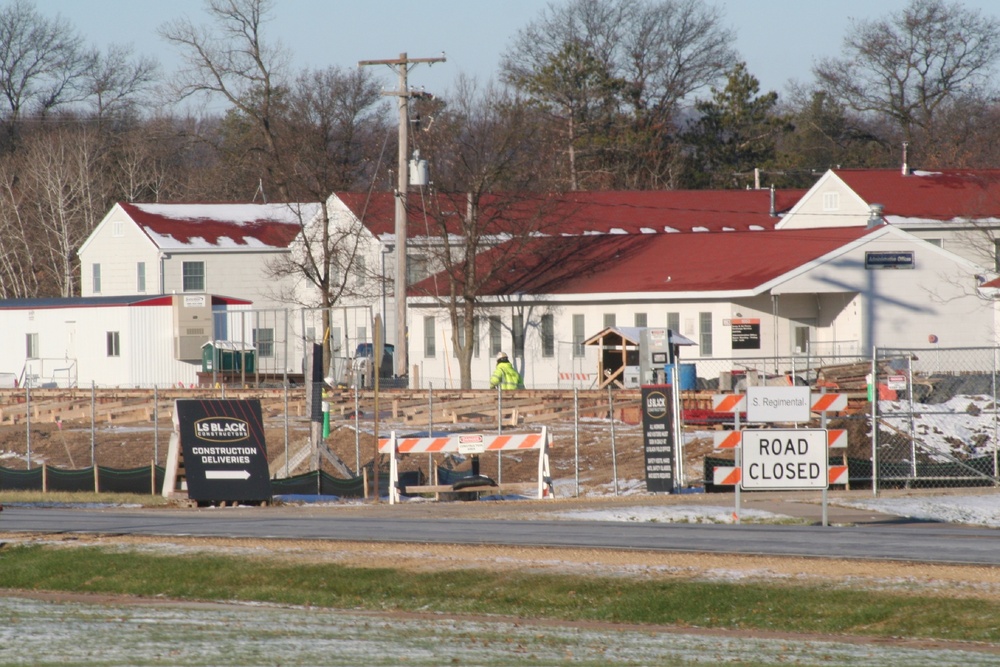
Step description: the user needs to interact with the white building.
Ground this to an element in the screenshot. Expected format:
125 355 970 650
0 295 252 388
408 224 993 389
17 177 995 389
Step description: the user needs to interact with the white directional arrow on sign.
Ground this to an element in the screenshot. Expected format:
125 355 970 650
205 470 251 480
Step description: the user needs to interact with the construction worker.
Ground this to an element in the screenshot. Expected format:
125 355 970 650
490 352 523 390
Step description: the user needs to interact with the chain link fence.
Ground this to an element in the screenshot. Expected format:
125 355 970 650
873 346 1000 491
685 347 1000 495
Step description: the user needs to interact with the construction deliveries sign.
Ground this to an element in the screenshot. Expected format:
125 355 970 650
175 399 271 502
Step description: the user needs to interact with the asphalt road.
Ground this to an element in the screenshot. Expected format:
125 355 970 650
3 505 1000 565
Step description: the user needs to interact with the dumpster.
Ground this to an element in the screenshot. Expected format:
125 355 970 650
202 340 256 373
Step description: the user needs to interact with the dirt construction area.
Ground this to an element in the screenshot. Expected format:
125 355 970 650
0 390 997 595
1 388 999 599
4 391 1000 663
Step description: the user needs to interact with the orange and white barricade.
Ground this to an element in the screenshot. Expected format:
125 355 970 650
377 428 553 504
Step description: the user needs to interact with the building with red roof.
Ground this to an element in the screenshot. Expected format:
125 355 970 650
778 168 1000 271
409 224 993 389
63 182 998 390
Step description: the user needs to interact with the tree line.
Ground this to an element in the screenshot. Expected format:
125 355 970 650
1 0 998 302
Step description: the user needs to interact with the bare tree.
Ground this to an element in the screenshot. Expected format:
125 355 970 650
162 0 391 379
501 0 737 189
0 0 89 146
0 161 39 297
20 126 109 297
413 78 573 388
83 44 160 122
814 0 1000 153
160 0 292 200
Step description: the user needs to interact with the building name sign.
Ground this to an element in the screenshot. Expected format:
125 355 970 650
865 251 914 270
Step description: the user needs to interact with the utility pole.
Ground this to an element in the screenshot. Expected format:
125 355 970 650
359 52 445 384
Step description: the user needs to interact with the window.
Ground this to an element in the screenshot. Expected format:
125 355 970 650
407 255 428 284
822 191 839 211
136 262 146 292
454 316 480 357
792 319 816 355
489 316 502 357
699 312 713 357
541 314 554 358
424 316 436 357
634 312 647 328
994 240 1000 272
329 259 341 287
92 264 101 294
106 331 120 357
182 261 205 292
353 256 366 287
112 220 124 237
667 312 680 334
253 328 274 358
512 314 524 357
572 314 585 358
603 313 616 328
330 327 341 354
26 333 38 359
794 326 810 354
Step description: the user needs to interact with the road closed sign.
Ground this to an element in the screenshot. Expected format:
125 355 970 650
740 429 828 490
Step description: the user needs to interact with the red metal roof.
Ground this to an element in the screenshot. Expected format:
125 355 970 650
834 169 1000 220
336 188 806 238
121 202 318 249
412 226 876 297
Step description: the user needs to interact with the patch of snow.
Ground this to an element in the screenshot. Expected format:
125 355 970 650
843 494 1000 527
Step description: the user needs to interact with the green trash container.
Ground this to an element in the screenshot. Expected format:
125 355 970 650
202 341 256 373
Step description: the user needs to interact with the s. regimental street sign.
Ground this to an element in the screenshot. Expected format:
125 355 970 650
641 385 675 493
175 399 271 502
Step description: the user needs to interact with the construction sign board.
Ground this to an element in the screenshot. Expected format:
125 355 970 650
741 429 828 491
171 399 271 502
640 385 675 493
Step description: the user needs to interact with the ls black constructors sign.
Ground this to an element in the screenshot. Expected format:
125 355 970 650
641 385 675 493
175 399 271 502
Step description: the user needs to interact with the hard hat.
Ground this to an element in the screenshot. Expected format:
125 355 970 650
497 352 508 361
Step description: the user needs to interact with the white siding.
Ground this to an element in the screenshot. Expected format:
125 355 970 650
777 172 874 230
160 251 295 310
79 205 160 296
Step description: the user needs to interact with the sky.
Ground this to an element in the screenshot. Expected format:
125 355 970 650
32 0 1000 108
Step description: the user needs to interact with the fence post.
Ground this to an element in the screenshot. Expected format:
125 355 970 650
94 463 99 493
90 381 96 467
428 383 434 482
354 383 360 474
573 387 580 498
871 347 879 497
907 354 916 480
25 384 31 469
284 382 290 479
994 347 999 481
608 385 619 497
153 384 159 464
